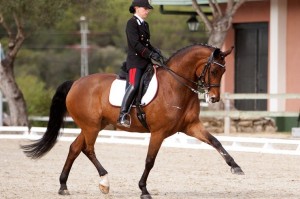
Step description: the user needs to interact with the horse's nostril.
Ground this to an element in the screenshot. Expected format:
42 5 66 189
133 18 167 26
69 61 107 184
210 96 219 103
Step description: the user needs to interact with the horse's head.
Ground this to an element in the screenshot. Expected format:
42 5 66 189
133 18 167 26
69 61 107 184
165 44 233 103
196 46 233 103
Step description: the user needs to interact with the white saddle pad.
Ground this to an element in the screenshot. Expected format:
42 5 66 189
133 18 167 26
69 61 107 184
109 69 158 107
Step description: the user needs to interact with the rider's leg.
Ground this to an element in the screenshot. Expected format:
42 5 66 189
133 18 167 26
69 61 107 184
117 85 136 127
117 68 143 127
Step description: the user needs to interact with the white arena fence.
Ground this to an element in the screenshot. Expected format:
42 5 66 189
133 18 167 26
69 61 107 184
0 126 300 156
1 93 300 129
199 93 300 134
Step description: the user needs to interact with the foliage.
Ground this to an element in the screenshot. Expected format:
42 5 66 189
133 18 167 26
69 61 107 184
1 0 209 120
15 46 126 88
0 0 74 125
19 0 208 54
0 0 70 23
16 73 54 116
11 0 208 90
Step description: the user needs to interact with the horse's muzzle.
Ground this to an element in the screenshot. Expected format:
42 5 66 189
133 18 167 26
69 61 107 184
209 95 220 103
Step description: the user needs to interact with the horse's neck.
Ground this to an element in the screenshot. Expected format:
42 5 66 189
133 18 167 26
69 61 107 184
159 47 208 97
167 55 198 80
157 66 199 111
167 46 211 78
158 59 199 99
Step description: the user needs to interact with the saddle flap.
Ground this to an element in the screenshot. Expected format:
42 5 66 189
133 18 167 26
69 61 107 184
109 66 158 107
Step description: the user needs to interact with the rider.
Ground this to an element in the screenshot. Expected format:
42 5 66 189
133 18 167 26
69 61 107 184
117 0 162 127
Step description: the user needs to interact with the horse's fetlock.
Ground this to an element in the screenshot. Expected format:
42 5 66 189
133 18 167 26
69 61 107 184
59 183 68 190
227 157 236 167
59 173 68 184
139 181 146 190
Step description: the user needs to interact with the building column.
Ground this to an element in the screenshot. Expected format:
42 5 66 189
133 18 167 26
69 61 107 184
269 0 287 111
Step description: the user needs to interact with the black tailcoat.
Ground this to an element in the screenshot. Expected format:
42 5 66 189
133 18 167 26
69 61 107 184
125 16 155 70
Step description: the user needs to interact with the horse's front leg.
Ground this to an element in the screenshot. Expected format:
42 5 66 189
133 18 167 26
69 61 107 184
139 132 165 199
186 122 244 175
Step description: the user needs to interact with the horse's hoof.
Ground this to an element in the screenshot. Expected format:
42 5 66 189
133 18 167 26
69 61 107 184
231 167 245 175
99 184 110 194
99 174 110 194
58 189 70 195
140 194 152 199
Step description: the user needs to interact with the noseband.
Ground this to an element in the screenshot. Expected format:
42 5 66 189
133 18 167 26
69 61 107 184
198 49 226 90
159 48 226 95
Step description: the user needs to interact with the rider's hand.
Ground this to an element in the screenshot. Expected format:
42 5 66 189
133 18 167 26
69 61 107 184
150 52 162 62
154 48 162 56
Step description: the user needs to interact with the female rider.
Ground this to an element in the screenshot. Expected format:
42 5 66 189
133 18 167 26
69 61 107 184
117 0 162 127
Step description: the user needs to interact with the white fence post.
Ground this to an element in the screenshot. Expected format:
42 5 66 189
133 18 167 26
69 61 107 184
224 92 230 134
0 91 2 126
80 16 89 77
0 43 3 126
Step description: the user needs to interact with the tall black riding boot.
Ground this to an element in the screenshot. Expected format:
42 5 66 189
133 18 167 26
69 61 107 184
117 85 136 127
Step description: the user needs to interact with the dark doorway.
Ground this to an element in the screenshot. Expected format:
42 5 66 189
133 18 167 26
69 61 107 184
234 23 268 110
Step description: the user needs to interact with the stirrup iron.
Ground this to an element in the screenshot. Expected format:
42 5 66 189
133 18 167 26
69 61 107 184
120 113 131 128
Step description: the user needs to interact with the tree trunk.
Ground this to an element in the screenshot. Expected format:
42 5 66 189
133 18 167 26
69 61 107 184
208 29 228 48
191 0 247 111
207 14 233 48
0 58 29 126
207 18 232 110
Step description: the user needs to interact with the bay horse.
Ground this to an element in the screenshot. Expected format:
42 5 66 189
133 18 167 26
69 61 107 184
22 44 244 199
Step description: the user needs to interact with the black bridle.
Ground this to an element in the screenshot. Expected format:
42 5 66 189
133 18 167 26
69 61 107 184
198 49 226 90
158 48 226 95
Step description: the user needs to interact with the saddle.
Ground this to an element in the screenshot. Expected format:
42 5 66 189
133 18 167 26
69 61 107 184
109 65 158 129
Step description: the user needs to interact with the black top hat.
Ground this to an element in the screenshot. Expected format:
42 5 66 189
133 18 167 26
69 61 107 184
129 0 153 13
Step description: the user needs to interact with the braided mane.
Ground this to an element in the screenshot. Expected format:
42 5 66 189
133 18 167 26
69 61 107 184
166 43 217 63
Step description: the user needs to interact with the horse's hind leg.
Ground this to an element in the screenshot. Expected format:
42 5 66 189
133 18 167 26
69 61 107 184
81 129 109 194
186 123 244 175
59 133 85 195
58 129 109 195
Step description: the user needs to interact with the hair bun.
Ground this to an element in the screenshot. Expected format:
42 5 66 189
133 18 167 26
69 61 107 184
129 6 135 13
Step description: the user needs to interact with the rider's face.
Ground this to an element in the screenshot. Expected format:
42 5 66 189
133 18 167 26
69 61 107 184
135 7 151 20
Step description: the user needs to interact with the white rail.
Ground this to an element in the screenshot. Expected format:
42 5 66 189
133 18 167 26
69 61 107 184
199 93 300 134
2 93 300 128
0 91 2 126
1 126 299 156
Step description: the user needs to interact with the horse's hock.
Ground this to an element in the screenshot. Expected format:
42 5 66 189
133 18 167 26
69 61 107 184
201 117 277 133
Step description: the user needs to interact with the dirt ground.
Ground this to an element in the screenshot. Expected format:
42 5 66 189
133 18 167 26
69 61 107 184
0 138 299 199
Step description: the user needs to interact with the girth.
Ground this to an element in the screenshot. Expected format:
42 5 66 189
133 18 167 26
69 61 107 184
134 64 155 130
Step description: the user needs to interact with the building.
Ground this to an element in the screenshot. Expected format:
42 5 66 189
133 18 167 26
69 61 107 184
152 0 300 114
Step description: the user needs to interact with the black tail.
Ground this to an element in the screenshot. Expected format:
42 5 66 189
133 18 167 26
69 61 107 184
21 80 74 159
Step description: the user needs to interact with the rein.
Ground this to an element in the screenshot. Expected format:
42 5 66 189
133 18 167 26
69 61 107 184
160 64 200 94
156 49 225 95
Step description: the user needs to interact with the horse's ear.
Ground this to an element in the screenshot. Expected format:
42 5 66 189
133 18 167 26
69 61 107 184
221 46 234 58
213 48 221 58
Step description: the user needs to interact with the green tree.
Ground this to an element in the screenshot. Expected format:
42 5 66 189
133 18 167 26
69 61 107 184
0 0 72 126
13 0 205 89
0 0 210 127
16 74 54 116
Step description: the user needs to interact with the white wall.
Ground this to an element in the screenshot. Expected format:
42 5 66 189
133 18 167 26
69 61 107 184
269 0 287 111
